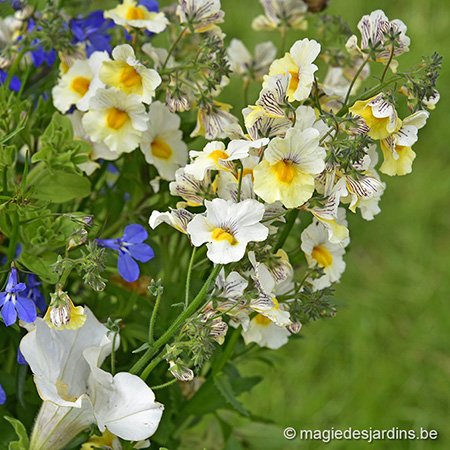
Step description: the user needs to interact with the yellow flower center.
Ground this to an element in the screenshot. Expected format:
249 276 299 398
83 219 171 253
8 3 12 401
209 149 230 164
211 228 237 245
119 65 142 88
126 6 146 20
236 168 254 181
311 245 333 268
273 160 295 184
106 107 128 130
152 138 173 160
288 70 300 94
70 76 91 96
254 314 272 326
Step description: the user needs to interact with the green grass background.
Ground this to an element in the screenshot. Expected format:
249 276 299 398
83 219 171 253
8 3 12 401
181 0 450 448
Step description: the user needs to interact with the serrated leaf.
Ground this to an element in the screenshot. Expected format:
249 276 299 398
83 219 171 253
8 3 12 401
4 416 29 450
214 373 249 416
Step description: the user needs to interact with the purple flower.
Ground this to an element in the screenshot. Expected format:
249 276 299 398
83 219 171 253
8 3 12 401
97 225 154 282
0 69 22 92
0 267 37 327
0 384 5 405
25 273 46 312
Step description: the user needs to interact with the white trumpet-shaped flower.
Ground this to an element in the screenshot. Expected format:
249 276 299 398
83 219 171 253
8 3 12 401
20 308 163 450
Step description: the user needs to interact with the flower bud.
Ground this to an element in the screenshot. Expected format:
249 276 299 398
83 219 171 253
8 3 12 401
287 321 302 334
169 361 194 382
44 286 86 330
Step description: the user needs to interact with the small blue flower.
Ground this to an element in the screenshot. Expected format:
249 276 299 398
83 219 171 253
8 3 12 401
0 267 37 327
0 384 5 405
25 273 46 312
97 225 155 282
0 70 22 92
17 347 28 365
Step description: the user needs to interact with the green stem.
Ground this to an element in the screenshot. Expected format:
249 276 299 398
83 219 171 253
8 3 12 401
141 354 163 381
274 209 299 252
149 290 163 346
6 212 19 265
151 378 178 390
380 42 396 83
342 55 370 107
213 326 241 375
130 263 223 375
185 246 197 308
2 167 7 196
236 161 244 203
162 24 189 71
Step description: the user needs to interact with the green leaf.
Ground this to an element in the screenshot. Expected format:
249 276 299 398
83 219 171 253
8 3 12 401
20 250 59 283
3 416 29 450
32 171 91 203
214 373 249 416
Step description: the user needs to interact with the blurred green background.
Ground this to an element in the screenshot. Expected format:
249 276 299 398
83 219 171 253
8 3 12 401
181 0 450 448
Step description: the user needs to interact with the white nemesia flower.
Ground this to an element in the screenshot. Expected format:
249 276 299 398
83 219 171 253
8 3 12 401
149 207 194 234
301 219 349 290
242 315 291 349
20 308 164 449
104 0 168 33
82 88 148 154
169 167 213 207
52 51 110 113
252 0 308 31
187 198 268 264
177 0 225 33
100 44 161 104
264 38 321 102
140 101 188 180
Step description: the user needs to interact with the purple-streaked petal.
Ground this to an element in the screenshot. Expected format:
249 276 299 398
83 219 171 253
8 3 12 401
96 238 121 251
128 244 154 263
1 300 17 326
122 224 148 244
118 252 140 282
16 296 37 323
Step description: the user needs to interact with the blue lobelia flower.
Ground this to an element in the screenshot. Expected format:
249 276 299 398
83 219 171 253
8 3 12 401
0 383 5 405
25 273 46 313
0 69 22 92
70 11 114 56
97 225 154 282
0 267 37 327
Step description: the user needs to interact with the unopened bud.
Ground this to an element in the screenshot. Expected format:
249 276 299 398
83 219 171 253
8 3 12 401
287 321 302 334
166 90 191 113
169 361 194 382
44 286 86 330
68 228 88 250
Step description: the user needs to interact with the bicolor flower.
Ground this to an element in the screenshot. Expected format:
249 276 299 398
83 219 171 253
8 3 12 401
140 101 188 180
20 308 164 450
82 87 149 154
301 219 349 290
349 93 400 140
99 44 161 104
346 10 410 72
187 198 268 264
52 51 110 113
149 207 194 234
227 39 277 82
379 110 429 176
242 315 291 349
177 0 225 33
252 0 308 31
0 266 36 327
253 127 326 208
97 224 155 282
169 167 213 207
264 38 320 102
104 0 168 33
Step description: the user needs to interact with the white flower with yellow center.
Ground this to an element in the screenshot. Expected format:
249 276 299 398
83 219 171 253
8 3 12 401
242 315 291 349
187 198 268 264
82 87 148 154
52 51 110 114
264 38 320 102
100 44 161 104
177 0 225 33
140 101 188 180
301 220 349 290
104 0 168 33
379 110 429 176
253 127 326 208
349 93 401 140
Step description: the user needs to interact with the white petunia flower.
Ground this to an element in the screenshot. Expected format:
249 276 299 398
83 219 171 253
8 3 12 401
82 88 148 154
264 38 321 102
140 101 188 180
187 198 268 264
253 127 326 208
104 0 168 33
100 44 161 104
20 308 164 450
301 219 349 290
52 51 110 113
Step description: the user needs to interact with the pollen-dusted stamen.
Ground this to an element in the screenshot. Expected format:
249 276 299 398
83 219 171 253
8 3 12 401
311 245 333 267
211 228 238 245
273 160 295 184
70 76 91 96
119 65 142 88
151 138 173 160
126 6 146 20
106 107 128 130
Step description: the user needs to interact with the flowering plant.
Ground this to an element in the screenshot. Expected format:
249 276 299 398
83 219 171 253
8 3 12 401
0 0 441 448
